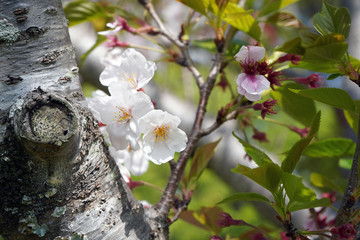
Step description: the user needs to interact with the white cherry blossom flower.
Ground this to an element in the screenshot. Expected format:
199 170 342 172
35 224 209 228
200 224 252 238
236 74 269 101
87 82 154 150
235 45 265 63
100 48 156 90
109 144 149 176
139 110 188 164
234 45 270 101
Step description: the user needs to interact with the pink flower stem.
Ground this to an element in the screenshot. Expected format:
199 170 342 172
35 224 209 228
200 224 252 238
138 180 165 193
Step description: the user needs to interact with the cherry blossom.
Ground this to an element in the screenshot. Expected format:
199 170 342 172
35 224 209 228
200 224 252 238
87 82 154 150
235 45 270 101
99 48 156 90
138 110 188 164
109 144 149 176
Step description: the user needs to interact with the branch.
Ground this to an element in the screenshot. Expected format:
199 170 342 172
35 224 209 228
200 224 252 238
140 0 205 87
336 114 360 225
155 49 224 217
199 110 239 138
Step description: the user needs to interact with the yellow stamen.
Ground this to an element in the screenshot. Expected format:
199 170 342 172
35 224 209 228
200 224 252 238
113 106 131 123
121 72 137 87
153 125 170 142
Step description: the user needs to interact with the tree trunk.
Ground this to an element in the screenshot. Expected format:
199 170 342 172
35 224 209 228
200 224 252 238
0 1 166 239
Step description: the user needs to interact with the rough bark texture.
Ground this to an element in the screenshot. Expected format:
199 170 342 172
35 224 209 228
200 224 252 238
0 1 164 239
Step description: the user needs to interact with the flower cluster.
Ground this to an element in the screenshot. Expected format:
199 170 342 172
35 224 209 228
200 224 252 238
87 48 188 177
234 45 282 101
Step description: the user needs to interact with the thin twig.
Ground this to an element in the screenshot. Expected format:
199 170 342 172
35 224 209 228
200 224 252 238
169 204 188 224
142 1 205 87
140 0 238 218
155 50 224 217
336 114 360 225
199 110 238 138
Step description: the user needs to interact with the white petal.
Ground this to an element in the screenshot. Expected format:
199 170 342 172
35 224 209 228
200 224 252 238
124 149 149 176
245 92 262 101
234 45 249 62
148 141 174 164
107 124 130 150
166 128 188 152
241 74 269 94
247 46 265 62
99 65 121 86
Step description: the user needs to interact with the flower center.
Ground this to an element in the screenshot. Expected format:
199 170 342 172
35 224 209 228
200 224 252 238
113 106 131 123
153 125 170 142
122 72 137 88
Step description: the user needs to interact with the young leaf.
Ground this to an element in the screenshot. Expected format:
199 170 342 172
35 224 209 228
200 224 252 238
282 172 316 202
289 88 355 112
64 0 107 27
313 1 351 39
311 173 344 192
232 163 282 192
327 73 342 80
216 192 270 205
266 11 304 28
303 138 355 158
293 59 343 74
258 0 299 17
302 40 347 63
181 206 223 234
222 3 261 41
276 37 305 55
182 139 221 191
271 83 316 126
343 100 360 134
281 111 321 173
176 0 209 15
232 132 273 166
339 158 352 170
287 198 331 212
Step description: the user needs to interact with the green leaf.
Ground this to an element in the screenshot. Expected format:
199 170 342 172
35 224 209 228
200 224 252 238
327 73 342 80
182 139 221 191
217 192 270 205
222 3 261 41
266 11 304 28
292 60 343 74
302 38 347 63
276 37 305 55
64 0 107 27
339 158 352 170
271 83 316 126
290 88 355 112
232 163 282 192
176 0 209 15
192 206 223 234
344 100 360 135
311 173 343 192
288 198 331 212
281 112 321 173
258 0 299 17
313 1 351 39
303 138 355 158
299 29 321 48
282 172 316 202
232 132 273 166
